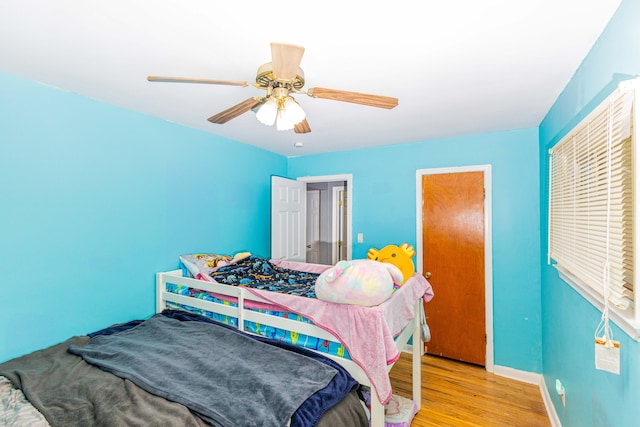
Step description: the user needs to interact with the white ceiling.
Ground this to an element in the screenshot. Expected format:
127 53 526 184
0 1 622 157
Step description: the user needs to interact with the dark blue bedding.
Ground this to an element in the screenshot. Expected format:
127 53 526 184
209 255 319 298
80 310 358 427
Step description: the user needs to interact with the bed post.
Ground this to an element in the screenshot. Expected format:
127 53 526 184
370 395 385 427
413 299 422 409
237 288 245 331
155 272 165 314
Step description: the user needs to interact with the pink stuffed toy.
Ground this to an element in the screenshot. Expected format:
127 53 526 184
315 259 404 306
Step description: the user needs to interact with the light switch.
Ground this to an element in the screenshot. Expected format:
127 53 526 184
357 233 363 243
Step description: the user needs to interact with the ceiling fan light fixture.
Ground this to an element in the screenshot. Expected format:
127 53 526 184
256 96 278 126
275 97 305 131
276 108 295 131
258 95 306 131
283 96 305 124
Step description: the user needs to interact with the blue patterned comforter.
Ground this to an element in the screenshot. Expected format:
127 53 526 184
209 256 319 298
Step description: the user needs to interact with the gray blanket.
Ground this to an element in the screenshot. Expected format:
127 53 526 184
0 336 210 427
68 315 338 427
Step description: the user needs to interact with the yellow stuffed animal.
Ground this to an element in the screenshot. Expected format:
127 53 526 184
366 243 415 285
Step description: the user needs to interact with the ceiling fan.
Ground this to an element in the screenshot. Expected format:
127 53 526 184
147 42 398 134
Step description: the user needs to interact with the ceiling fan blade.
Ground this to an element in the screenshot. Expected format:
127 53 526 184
147 76 249 87
294 118 311 134
271 43 305 81
207 98 261 124
307 87 398 109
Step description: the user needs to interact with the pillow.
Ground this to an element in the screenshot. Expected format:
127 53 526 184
315 259 403 306
179 252 251 281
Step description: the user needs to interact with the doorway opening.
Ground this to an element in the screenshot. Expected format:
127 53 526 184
300 174 352 265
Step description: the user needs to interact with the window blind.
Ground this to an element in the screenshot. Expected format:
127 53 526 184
549 83 634 315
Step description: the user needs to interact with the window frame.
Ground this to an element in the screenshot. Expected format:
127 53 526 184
548 78 639 340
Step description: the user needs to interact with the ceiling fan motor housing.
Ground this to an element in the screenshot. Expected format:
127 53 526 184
256 62 305 90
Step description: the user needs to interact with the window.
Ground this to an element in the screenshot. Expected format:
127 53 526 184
548 79 638 338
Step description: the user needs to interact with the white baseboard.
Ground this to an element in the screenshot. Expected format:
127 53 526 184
493 364 541 385
539 377 562 427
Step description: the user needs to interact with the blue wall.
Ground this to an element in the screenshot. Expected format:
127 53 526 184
539 0 640 425
0 72 286 362
288 128 542 372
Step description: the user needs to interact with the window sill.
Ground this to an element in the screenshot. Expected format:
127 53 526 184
553 265 640 342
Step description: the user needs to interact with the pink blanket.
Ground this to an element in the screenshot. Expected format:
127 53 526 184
250 260 434 405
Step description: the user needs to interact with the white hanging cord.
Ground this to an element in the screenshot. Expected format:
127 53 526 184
595 261 614 346
595 98 615 346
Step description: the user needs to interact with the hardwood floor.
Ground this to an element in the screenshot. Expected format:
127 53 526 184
389 352 551 427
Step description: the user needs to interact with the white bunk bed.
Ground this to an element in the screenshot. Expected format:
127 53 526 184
156 267 429 427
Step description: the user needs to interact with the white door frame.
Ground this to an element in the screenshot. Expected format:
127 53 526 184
306 189 321 263
331 185 347 264
299 174 353 261
415 165 494 372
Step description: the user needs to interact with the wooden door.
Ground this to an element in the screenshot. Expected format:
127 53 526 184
422 171 485 366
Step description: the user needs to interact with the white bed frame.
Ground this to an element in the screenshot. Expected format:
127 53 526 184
156 269 422 427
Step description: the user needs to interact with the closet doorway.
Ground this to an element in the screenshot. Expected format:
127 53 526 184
416 165 493 371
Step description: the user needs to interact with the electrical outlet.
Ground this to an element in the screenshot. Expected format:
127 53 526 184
555 379 566 406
